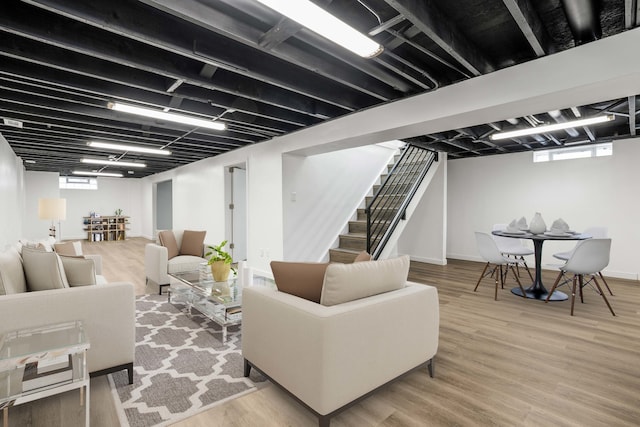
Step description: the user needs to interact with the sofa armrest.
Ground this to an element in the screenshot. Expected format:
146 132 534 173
242 282 439 416
84 254 103 275
0 282 135 374
145 243 169 285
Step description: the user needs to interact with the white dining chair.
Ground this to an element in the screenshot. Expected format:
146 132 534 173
492 223 534 281
545 238 615 316
552 226 613 295
474 232 528 300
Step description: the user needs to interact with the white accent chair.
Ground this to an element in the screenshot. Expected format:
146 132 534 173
242 269 439 427
492 223 534 281
552 226 612 295
144 230 209 294
546 238 615 316
475 232 527 300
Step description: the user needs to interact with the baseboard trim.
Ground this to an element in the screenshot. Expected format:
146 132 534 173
410 256 447 265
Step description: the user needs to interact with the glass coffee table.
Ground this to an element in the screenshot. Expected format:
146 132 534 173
0 321 90 427
168 269 243 343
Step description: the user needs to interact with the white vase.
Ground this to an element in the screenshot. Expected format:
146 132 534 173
529 212 547 234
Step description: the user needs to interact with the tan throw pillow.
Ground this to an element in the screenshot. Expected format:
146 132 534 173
354 251 372 262
0 248 27 295
22 247 69 291
180 230 206 257
54 241 79 256
158 230 179 259
270 261 330 303
59 256 96 287
320 255 410 306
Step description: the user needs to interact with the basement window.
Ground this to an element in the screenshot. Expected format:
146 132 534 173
533 142 613 163
59 176 98 190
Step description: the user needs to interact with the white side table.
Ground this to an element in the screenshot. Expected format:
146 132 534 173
0 321 90 426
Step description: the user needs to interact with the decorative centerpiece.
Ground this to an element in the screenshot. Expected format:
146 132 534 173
529 212 547 234
206 240 236 282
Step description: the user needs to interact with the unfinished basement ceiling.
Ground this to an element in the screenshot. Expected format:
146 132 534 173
0 0 638 177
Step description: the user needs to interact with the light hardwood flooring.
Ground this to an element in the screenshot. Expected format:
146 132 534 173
7 237 640 426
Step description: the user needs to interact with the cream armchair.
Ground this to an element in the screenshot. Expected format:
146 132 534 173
242 271 439 427
144 230 209 294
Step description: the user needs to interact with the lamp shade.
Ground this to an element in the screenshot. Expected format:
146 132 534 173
38 198 67 221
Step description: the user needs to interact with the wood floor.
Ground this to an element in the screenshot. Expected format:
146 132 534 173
8 237 640 427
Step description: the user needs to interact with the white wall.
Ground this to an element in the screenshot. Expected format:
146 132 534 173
140 146 252 262
282 144 397 261
398 155 448 264
63 177 143 240
23 171 60 240
22 172 143 241
0 134 25 249
447 138 640 280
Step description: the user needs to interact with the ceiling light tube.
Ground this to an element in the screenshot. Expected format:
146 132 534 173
255 0 383 58
490 115 614 140
108 102 226 131
81 158 146 168
87 141 171 155
72 171 123 178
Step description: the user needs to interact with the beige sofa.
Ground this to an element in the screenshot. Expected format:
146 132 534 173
242 257 439 427
0 247 135 382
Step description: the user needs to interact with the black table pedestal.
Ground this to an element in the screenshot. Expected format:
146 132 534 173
510 237 568 301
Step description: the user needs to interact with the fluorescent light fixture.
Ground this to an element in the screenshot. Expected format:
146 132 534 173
491 115 614 140
73 170 124 178
255 0 383 58
108 102 226 131
87 141 171 156
81 158 146 168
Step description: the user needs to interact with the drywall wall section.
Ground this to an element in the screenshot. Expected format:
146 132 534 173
23 171 60 240
57 177 143 240
0 135 24 248
447 137 640 280
282 144 398 262
397 155 447 265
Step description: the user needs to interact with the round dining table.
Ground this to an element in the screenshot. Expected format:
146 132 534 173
491 230 591 301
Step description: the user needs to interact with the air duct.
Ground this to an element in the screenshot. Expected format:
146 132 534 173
560 0 602 45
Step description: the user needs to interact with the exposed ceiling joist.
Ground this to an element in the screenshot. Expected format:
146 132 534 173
382 0 494 76
501 0 555 56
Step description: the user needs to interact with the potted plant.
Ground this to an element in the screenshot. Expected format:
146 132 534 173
206 240 236 282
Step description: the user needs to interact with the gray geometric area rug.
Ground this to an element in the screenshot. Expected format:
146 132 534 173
109 294 266 427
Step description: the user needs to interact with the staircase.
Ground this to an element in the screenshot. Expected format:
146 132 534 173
329 144 437 263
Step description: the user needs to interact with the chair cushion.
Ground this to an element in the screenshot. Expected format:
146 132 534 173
167 255 207 274
180 230 206 257
320 255 409 306
59 256 96 287
22 247 69 291
270 261 329 303
0 248 27 295
354 251 372 262
158 230 179 259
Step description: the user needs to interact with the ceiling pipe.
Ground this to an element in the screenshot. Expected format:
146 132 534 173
560 0 602 45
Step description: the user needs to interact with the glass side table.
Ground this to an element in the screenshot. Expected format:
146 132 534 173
0 321 91 427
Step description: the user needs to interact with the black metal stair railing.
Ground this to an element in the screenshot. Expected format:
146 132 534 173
366 143 438 259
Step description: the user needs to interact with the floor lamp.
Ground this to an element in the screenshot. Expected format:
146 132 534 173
38 198 67 240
